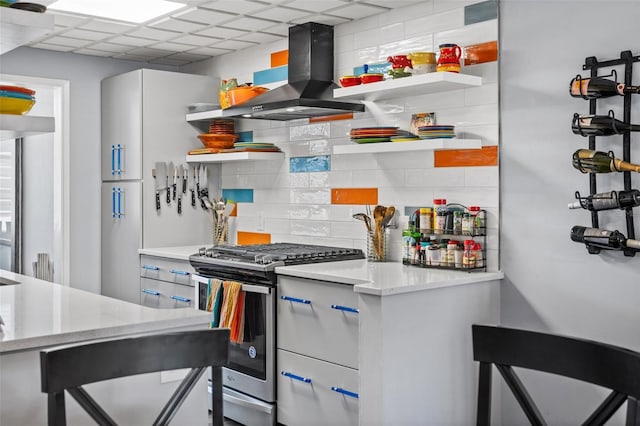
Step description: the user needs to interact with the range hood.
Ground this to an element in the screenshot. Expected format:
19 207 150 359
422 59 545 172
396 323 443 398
221 22 364 121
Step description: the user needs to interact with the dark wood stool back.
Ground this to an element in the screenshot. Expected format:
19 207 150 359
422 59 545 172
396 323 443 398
40 328 229 426
472 324 640 426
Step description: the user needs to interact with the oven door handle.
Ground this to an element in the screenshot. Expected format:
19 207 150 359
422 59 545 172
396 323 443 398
191 275 271 295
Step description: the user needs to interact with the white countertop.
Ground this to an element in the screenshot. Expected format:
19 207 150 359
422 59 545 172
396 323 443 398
276 260 504 296
138 245 207 261
0 270 210 354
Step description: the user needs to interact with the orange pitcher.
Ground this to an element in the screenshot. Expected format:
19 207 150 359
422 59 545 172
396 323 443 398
437 44 462 73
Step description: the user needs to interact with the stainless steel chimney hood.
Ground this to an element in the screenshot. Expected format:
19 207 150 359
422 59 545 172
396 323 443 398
220 22 364 121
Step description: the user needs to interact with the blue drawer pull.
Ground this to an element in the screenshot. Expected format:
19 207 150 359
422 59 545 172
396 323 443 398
280 295 311 305
331 387 359 399
142 265 160 271
281 371 311 383
169 269 190 276
111 145 115 175
170 295 191 303
116 144 122 175
331 304 359 314
141 289 160 296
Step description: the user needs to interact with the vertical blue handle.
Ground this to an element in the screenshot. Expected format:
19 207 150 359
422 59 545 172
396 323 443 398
111 145 115 176
142 265 160 271
141 289 160 296
111 187 116 218
116 144 122 176
281 371 312 383
331 304 359 314
116 188 122 219
170 295 192 303
169 269 190 276
331 387 359 399
280 295 311 305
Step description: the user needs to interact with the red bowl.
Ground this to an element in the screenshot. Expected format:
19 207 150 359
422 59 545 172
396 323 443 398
340 76 361 87
360 73 384 84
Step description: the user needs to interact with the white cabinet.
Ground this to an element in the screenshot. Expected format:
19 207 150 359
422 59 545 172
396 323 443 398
277 276 359 425
139 255 195 308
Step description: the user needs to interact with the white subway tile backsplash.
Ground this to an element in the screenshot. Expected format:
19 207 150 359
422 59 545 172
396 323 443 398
464 166 499 187
435 103 499 126
332 221 366 240
327 170 353 187
462 61 498 83
434 19 497 47
404 89 465 113
291 220 331 237
288 173 310 188
352 169 405 187
423 167 467 187
290 188 331 204
379 34 434 59
309 139 331 155
331 153 379 171
405 8 464 38
433 0 479 14
289 122 330 141
381 2 434 26
355 25 401 50
288 205 330 221
309 172 329 188
376 151 435 169
465 83 498 106
253 188 290 204
458 124 498 145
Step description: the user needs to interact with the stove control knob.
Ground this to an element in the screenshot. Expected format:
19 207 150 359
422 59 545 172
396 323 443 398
255 255 273 264
205 248 215 258
198 247 207 256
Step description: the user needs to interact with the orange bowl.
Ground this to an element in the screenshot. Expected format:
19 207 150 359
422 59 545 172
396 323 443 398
227 86 269 107
198 133 239 149
339 75 361 87
361 73 384 84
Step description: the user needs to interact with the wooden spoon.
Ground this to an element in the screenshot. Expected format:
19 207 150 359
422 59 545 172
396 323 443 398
381 206 396 228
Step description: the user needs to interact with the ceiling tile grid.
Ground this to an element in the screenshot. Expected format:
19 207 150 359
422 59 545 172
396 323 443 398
21 0 424 65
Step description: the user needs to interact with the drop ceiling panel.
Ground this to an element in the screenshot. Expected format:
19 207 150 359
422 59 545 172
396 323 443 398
15 0 424 64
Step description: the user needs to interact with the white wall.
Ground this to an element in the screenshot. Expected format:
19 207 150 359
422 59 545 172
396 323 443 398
0 47 175 292
500 1 640 424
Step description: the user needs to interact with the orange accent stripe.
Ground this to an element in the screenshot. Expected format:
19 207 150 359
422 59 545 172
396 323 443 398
331 188 378 205
237 231 271 245
434 145 498 167
229 204 238 217
464 40 498 66
309 112 354 123
271 50 288 68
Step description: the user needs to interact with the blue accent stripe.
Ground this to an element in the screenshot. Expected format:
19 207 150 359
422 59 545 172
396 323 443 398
222 189 254 203
290 156 331 173
254 65 288 85
237 131 253 142
465 0 497 25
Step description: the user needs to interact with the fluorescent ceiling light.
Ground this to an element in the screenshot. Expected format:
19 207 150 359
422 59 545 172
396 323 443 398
49 0 186 23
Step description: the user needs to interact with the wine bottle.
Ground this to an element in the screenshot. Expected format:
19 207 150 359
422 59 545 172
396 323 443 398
570 226 640 250
572 149 640 174
568 189 640 210
572 112 640 136
570 76 640 99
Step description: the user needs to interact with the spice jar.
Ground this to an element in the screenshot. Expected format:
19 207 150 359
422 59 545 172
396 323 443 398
461 212 472 235
453 211 462 234
419 207 432 231
447 240 458 267
454 246 464 268
427 243 440 266
474 242 484 268
463 239 476 269
433 199 447 234
469 206 482 235
439 243 448 267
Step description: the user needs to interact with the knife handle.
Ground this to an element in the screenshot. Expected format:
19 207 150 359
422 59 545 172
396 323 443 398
182 178 187 194
177 197 182 215
173 184 176 201
166 186 171 204
191 190 196 207
156 191 161 211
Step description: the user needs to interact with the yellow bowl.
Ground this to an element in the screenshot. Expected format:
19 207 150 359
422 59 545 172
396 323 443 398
0 96 35 115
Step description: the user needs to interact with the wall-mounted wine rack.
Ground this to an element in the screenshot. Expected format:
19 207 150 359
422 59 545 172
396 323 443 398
573 50 640 256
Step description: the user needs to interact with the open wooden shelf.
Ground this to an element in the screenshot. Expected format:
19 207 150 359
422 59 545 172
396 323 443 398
333 72 481 102
332 138 481 155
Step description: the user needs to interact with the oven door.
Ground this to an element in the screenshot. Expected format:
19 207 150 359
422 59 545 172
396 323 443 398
192 274 275 404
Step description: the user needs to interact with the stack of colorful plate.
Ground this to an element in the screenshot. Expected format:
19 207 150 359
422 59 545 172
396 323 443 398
231 142 281 152
0 0 17 7
417 125 456 139
349 126 399 144
208 119 235 134
0 85 36 115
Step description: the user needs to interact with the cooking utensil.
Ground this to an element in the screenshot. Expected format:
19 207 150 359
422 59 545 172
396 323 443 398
353 213 372 232
154 161 166 211
381 206 396 228
188 165 196 207
172 164 178 201
199 165 209 210
166 161 173 204
181 164 187 194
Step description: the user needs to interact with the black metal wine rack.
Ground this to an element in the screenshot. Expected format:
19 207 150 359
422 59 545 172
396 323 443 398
575 50 640 256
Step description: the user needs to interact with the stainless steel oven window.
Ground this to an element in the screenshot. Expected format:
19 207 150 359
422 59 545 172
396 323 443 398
227 289 268 380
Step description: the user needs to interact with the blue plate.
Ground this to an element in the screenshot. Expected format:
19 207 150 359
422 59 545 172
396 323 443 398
0 90 35 100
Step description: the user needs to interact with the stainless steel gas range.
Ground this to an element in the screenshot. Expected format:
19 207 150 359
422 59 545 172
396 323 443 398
189 243 364 425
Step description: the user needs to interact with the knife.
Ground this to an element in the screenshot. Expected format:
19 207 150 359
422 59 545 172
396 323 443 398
172 164 178 201
188 165 196 207
199 164 208 210
182 164 187 194
177 165 184 215
154 161 166 212
166 161 173 204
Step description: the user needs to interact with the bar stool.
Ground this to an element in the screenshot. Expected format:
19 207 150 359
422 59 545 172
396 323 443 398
472 324 640 425
40 329 229 426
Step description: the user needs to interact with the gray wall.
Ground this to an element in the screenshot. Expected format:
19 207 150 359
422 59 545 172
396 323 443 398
500 1 640 424
0 47 175 292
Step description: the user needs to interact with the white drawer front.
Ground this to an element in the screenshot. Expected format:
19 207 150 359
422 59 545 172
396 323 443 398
277 349 358 426
139 255 194 286
277 276 358 369
140 277 195 309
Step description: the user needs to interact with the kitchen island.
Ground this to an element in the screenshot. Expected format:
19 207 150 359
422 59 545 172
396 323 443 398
0 270 211 425
276 260 503 426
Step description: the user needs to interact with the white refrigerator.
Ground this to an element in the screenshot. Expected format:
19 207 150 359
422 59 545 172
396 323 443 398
101 69 216 303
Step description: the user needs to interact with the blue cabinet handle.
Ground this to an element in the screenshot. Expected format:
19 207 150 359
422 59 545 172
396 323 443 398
111 187 116 218
281 371 311 383
280 295 311 305
116 187 122 219
170 269 190 276
141 289 160 296
111 145 115 176
142 265 160 271
170 295 191 303
331 304 359 314
116 144 122 176
331 387 359 399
